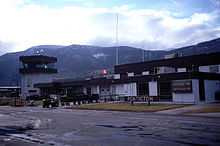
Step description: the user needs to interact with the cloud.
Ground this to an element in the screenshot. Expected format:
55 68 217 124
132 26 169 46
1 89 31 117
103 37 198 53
210 0 220 8
0 0 219 54
0 41 15 55
90 8 220 50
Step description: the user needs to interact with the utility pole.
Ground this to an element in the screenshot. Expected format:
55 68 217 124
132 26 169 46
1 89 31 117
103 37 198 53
115 13 119 65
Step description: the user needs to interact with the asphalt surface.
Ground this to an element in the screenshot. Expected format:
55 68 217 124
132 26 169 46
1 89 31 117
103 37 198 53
0 106 220 146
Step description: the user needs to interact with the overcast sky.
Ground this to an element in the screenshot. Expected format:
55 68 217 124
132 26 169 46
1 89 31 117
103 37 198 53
0 0 220 55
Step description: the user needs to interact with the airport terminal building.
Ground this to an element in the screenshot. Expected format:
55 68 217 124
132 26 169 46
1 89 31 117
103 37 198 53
20 52 220 104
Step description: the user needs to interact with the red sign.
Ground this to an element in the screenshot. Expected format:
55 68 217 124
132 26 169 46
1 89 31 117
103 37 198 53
101 69 107 75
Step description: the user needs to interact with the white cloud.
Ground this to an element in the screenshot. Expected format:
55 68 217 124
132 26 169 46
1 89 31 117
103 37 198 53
0 41 15 55
0 0 219 55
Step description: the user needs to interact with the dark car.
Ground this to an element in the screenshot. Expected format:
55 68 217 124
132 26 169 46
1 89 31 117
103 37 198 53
42 97 59 108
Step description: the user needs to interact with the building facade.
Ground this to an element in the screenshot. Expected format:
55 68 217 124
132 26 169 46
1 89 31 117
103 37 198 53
33 52 220 104
0 86 21 97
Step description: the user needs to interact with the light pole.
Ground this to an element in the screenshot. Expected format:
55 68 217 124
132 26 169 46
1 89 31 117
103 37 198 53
115 13 119 65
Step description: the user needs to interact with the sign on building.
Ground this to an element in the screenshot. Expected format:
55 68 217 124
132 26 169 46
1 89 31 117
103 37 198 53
172 80 192 93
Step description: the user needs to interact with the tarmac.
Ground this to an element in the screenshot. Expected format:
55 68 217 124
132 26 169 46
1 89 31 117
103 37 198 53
0 106 220 146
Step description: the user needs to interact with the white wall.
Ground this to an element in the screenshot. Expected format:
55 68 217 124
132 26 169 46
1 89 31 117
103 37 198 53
21 73 56 98
149 81 158 96
172 79 200 104
204 80 220 102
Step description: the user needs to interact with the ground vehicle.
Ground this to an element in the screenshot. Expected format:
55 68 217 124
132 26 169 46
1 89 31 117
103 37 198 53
60 93 99 105
42 96 59 108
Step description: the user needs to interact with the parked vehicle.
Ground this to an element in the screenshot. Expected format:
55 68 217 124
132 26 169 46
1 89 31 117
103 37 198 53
42 96 59 108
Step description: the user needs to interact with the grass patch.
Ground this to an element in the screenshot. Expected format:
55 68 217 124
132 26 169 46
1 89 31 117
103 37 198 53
186 104 220 113
75 103 188 112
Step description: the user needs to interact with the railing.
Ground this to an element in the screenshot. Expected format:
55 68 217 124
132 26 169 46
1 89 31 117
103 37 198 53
19 68 57 74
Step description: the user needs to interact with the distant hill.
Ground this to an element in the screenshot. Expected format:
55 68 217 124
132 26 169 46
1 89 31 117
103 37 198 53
0 38 220 86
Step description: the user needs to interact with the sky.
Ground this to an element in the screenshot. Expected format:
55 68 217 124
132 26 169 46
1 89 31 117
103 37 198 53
0 0 220 55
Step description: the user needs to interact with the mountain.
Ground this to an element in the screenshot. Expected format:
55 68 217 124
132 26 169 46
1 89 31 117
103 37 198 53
0 38 220 86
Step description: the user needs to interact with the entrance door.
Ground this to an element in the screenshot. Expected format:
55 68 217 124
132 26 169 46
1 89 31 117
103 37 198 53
158 81 172 101
199 79 205 101
137 82 149 96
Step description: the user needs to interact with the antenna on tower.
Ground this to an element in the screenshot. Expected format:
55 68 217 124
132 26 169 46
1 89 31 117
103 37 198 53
35 50 40 55
40 49 44 54
142 42 145 62
115 13 119 65
35 49 44 56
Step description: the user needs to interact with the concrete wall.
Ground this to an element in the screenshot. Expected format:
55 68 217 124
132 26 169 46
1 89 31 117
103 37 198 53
21 74 56 98
172 79 200 104
204 80 220 102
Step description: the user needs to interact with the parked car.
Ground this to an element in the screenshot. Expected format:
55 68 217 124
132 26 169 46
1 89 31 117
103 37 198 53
42 97 59 108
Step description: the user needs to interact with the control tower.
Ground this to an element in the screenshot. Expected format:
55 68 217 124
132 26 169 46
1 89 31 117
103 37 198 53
19 55 57 98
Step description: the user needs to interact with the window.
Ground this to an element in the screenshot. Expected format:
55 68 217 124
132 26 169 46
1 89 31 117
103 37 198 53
128 72 134 77
210 65 219 73
142 71 149 75
27 78 32 87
